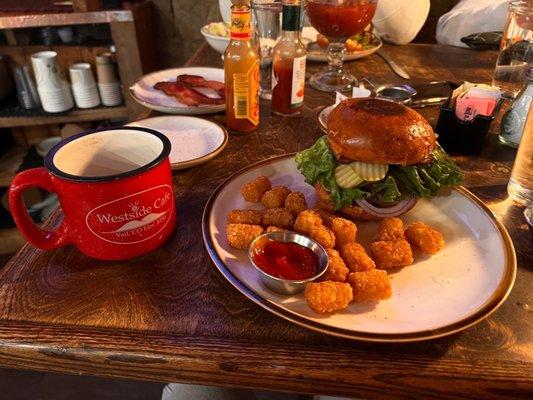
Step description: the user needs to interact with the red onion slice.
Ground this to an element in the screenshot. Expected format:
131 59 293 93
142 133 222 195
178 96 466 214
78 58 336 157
355 198 418 218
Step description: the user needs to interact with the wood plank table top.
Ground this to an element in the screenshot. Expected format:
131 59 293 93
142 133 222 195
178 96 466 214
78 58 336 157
0 44 531 399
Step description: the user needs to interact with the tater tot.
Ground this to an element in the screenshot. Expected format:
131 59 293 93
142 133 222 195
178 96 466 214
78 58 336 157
241 176 272 203
305 281 353 314
294 210 335 248
378 217 405 241
294 210 323 233
370 239 413 269
226 223 263 249
284 191 308 216
340 242 375 272
227 209 263 225
405 222 445 255
265 226 285 233
309 225 336 249
331 217 357 247
261 186 291 208
262 207 294 228
348 270 392 302
323 248 349 282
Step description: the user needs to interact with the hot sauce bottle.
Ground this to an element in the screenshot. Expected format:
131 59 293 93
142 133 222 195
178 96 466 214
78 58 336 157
224 2 260 134
271 0 306 116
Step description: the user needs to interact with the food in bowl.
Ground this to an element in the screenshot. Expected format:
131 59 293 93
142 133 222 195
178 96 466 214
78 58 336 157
250 235 321 280
248 231 329 295
295 98 464 219
204 22 230 37
201 22 231 54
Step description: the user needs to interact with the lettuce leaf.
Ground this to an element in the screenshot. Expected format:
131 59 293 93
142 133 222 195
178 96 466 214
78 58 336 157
295 136 463 210
295 137 367 209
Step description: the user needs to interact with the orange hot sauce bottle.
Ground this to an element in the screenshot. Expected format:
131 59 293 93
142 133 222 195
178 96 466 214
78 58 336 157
224 2 260 134
271 0 306 116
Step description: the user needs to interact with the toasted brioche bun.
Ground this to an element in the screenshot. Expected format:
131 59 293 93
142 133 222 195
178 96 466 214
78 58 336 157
327 98 436 165
314 183 380 221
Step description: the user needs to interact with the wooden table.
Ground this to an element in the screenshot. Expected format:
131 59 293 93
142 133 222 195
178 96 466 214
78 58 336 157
0 44 531 399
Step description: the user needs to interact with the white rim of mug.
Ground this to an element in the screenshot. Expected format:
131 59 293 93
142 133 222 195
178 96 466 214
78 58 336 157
45 126 171 182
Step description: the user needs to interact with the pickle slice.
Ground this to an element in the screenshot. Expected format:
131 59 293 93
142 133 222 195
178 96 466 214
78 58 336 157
334 164 364 188
350 161 388 182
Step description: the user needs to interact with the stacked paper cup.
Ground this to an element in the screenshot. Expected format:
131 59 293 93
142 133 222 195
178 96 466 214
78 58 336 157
96 53 123 106
31 51 73 113
69 63 101 109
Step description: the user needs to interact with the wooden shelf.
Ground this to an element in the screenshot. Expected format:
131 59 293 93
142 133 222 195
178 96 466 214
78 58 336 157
0 105 129 128
0 10 134 29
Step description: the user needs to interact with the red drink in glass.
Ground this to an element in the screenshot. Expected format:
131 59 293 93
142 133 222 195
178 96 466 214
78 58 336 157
307 1 377 40
306 0 378 92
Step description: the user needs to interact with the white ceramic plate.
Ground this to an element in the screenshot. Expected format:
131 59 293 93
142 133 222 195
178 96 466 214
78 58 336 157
129 67 225 115
202 154 516 342
127 116 228 170
302 27 382 63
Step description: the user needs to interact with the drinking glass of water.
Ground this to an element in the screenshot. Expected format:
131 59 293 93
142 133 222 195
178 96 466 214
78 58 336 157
492 0 533 99
252 0 282 100
508 104 533 205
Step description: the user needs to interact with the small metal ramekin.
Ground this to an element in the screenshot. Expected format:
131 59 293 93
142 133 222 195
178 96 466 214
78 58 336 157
248 231 329 295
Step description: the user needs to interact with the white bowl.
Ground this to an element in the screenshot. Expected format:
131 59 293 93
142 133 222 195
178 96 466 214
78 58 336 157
201 25 230 54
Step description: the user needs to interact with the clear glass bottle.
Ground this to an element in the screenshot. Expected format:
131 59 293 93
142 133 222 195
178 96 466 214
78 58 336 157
271 0 306 116
508 104 533 205
500 66 533 147
224 3 260 134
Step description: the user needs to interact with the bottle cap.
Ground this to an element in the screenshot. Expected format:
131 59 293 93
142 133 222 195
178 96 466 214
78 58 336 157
282 3 301 31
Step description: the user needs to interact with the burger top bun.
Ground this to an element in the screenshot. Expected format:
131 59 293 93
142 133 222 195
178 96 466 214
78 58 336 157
327 98 436 165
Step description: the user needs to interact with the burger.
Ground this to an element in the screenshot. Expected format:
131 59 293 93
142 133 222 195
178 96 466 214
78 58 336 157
295 98 463 220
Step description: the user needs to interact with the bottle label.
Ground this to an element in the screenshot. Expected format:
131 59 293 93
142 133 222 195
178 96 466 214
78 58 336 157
230 8 252 40
233 59 260 125
291 55 306 108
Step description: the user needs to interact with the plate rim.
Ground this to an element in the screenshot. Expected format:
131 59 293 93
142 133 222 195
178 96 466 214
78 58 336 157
316 104 333 134
201 153 517 342
129 67 225 114
126 115 229 170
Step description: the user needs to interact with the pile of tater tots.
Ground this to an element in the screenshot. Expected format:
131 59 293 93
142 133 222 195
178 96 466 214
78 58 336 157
226 176 445 314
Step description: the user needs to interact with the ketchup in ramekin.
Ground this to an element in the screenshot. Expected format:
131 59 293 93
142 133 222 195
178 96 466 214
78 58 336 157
251 237 319 280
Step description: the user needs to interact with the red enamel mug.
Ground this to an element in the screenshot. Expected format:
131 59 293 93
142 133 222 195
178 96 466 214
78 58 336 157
9 126 177 261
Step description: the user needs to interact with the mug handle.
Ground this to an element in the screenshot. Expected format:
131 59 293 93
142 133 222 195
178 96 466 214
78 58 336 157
9 167 70 250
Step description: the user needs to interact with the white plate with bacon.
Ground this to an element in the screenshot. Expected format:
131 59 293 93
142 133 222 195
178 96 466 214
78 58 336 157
129 67 225 115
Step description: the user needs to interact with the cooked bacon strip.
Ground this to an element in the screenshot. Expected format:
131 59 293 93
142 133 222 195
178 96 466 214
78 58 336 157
177 74 226 99
153 81 224 106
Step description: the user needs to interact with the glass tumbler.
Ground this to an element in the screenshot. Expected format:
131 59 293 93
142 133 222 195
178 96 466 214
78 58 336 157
492 0 533 99
508 104 533 205
252 0 282 100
